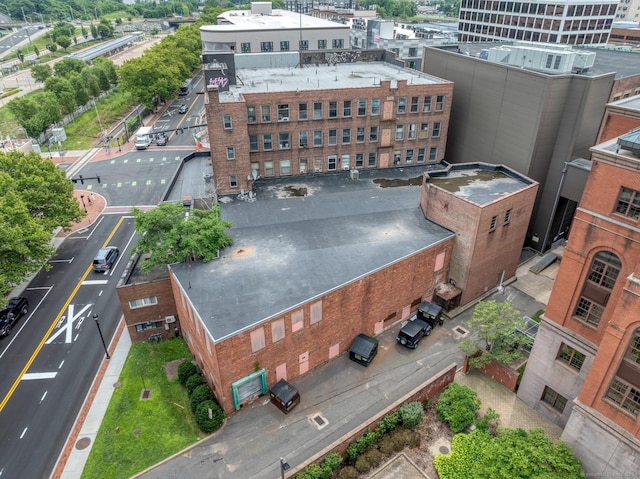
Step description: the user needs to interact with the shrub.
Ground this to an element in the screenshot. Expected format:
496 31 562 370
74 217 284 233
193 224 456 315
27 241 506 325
345 443 359 461
296 453 342 479
346 428 378 460
190 384 214 413
195 400 225 433
364 449 382 468
379 436 396 455
337 466 358 479
376 411 400 435
436 383 481 433
399 401 424 427
390 430 408 452
323 452 342 472
177 361 197 386
185 374 205 395
403 429 421 448
476 407 500 435
354 455 372 473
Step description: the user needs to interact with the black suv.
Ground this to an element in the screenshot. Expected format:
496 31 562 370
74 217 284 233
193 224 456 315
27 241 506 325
396 301 444 349
396 317 432 349
0 297 29 337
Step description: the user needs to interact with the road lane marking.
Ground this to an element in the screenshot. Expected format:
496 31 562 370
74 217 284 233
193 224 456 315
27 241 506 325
40 391 47 402
22 372 57 380
0 216 126 412
46 304 92 344
160 179 166 184
132 180 137 186
82 280 108 285
19 428 27 439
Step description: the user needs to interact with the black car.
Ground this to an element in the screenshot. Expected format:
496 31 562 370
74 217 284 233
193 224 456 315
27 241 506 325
396 317 432 349
0 297 29 337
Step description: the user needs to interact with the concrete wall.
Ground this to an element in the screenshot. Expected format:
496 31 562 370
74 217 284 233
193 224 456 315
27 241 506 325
517 319 596 427
563 401 640 476
172 238 454 413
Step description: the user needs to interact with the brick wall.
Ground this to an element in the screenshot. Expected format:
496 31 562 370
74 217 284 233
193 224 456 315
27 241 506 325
173 238 454 413
206 71 453 195
117 276 179 343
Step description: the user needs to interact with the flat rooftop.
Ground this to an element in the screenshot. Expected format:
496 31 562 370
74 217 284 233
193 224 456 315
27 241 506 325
202 8 348 32
219 62 449 99
427 163 535 206
437 43 640 79
170 167 455 342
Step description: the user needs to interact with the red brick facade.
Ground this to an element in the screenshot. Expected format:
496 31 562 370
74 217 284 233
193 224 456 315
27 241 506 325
171 238 454 413
421 164 539 305
205 75 453 195
597 99 640 144
116 267 180 343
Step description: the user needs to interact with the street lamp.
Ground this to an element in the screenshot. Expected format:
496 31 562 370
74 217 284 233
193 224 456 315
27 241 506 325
280 458 290 479
93 314 111 360
79 194 87 212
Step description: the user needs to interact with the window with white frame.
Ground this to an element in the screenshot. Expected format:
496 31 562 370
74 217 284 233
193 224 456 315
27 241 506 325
429 147 438 161
261 105 271 122
332 38 344 48
313 130 322 147
241 42 251 53
405 149 414 164
432 122 441 137
371 98 380 115
395 124 404 140
318 39 327 49
280 159 292 175
226 146 235 160
398 97 407 114
261 41 273 52
313 102 323 119
223 115 232 129
298 102 308 120
435 95 445 111
370 126 378 142
264 161 274 177
356 153 364 167
328 129 337 146
263 134 273 150
328 155 337 170
408 124 416 139
129 296 158 309
358 99 367 115
342 128 351 144
423 95 432 112
247 106 257 123
280 41 289 51
279 132 290 149
417 148 425 163
299 40 308 50
410 96 419 112
229 175 238 188
329 101 338 118
343 100 352 117
278 104 290 121
249 135 259 152
299 131 308 148
368 152 377 167
420 123 429 138
357 127 365 143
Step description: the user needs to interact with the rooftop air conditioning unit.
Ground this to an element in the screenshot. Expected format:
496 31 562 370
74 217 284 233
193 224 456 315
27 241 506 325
350 169 360 180
165 315 176 323
279 117 289 121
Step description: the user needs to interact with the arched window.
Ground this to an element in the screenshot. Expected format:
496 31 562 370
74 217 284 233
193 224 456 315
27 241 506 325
574 251 621 327
605 329 640 417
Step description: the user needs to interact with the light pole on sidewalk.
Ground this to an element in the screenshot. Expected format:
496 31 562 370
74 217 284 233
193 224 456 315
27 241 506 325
93 314 111 360
79 194 87 212
280 458 290 479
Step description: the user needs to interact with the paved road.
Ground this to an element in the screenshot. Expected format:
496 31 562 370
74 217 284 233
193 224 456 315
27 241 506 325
0 216 136 479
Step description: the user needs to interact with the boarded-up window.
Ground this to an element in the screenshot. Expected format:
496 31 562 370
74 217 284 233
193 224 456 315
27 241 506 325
329 343 340 359
291 309 304 332
434 251 446 272
272 319 285 343
250 328 266 352
310 301 323 324
206 335 211 354
276 363 287 381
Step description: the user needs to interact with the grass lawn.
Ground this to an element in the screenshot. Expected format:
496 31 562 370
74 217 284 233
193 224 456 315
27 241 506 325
62 89 136 150
80 338 201 479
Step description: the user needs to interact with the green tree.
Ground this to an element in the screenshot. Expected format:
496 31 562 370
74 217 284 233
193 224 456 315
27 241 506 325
44 76 76 114
56 35 72 50
51 22 74 42
31 64 52 83
434 428 585 479
68 73 90 107
0 152 85 297
81 69 101 97
90 23 98 40
53 58 86 78
93 57 118 85
119 56 185 107
33 45 39 57
132 202 233 273
97 19 115 38
460 300 528 368
15 48 24 63
8 91 63 137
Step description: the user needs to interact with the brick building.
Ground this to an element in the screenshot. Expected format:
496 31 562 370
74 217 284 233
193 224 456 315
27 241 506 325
420 163 538 306
517 122 640 475
203 55 453 196
168 171 457 413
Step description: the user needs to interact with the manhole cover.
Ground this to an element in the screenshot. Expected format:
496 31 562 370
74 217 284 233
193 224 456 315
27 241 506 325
439 445 450 454
75 437 91 450
140 389 152 400
313 416 325 426
309 413 329 430
455 327 466 334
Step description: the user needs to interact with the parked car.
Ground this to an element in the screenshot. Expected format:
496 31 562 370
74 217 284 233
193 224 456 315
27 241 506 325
93 246 119 273
0 297 29 337
178 104 187 114
156 133 167 146
349 334 379 366
414 300 444 328
396 317 432 349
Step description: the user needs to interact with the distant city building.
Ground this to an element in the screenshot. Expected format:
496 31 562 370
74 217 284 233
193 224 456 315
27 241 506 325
517 96 640 475
615 0 640 21
201 2 350 54
609 21 640 44
458 0 618 45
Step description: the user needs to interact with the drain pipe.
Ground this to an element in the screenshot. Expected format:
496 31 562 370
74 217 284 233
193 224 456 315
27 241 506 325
541 162 568 253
